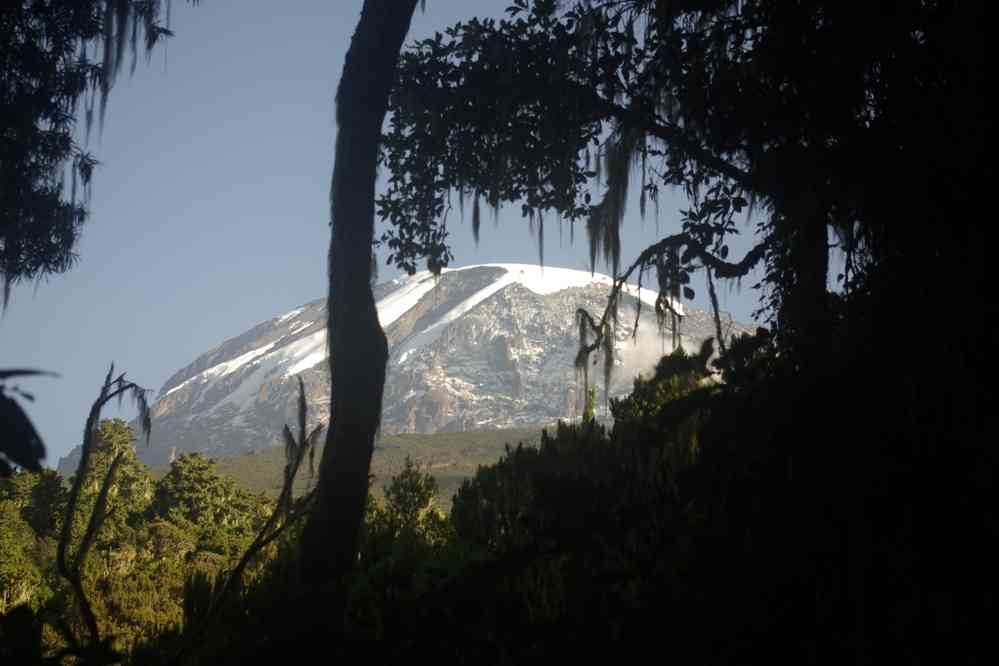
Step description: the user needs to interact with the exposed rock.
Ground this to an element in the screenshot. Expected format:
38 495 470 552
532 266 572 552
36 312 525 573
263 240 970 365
56 264 753 475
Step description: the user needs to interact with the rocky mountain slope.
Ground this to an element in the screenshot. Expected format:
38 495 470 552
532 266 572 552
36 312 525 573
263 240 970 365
58 264 751 473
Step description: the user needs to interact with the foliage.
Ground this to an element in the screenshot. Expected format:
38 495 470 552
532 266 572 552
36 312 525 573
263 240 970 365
381 455 443 534
347 459 457 638
0 499 45 616
442 416 700 655
379 0 985 388
366 8 987 655
452 419 620 555
378 0 768 297
0 0 194 305
0 431 284 660
0 466 66 536
68 419 154 544
0 368 56 478
150 452 269 550
0 365 289 662
608 341 718 470
609 345 709 424
133 376 324 665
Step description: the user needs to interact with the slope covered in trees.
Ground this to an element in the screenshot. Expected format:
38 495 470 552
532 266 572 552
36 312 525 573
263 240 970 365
0 419 272 656
152 427 545 508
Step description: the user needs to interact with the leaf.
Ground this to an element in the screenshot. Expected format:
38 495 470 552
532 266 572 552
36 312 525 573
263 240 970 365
0 368 58 381
0 394 46 473
683 286 695 300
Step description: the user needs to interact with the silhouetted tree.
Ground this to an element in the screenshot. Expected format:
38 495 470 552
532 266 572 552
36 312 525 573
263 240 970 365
374 2 985 661
0 0 197 306
298 0 421 630
378 0 985 382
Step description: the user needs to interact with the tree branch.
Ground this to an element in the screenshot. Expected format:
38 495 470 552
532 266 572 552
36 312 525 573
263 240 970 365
603 101 757 193
56 364 149 655
576 235 768 396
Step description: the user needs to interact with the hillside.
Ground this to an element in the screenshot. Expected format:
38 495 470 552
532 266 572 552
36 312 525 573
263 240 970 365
151 426 546 509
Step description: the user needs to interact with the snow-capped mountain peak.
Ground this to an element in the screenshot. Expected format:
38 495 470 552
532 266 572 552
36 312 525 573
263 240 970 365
58 264 744 473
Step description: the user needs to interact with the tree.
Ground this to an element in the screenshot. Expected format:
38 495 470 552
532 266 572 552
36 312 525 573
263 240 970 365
375 3 985 660
377 0 984 382
298 0 421 624
0 498 43 616
69 419 153 538
0 467 66 537
382 456 440 534
0 0 194 306
55 366 150 660
151 452 270 552
1 0 198 482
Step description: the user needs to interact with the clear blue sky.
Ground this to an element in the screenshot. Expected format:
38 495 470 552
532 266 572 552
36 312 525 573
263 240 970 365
1 0 766 466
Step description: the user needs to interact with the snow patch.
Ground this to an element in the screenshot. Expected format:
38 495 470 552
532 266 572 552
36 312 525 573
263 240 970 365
283 329 328 377
205 342 278 379
391 276 519 366
383 263 680 367
162 341 276 397
439 263 678 312
276 307 304 323
376 271 440 327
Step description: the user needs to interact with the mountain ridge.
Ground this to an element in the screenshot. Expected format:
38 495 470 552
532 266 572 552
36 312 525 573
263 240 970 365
57 263 751 475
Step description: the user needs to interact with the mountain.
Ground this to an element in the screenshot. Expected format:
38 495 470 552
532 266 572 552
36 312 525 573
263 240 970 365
57 264 752 474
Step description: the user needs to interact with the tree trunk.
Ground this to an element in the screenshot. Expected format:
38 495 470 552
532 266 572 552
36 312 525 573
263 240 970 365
787 208 830 369
773 155 831 372
299 0 419 612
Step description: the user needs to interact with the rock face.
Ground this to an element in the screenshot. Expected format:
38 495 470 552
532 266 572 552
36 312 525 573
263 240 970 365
57 264 752 474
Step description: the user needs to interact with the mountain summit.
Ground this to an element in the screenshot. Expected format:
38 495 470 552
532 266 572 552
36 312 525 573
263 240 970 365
58 264 751 473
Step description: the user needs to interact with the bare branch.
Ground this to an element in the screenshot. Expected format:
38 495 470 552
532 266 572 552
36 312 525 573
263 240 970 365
602 101 757 193
706 266 727 359
575 235 768 399
56 364 150 654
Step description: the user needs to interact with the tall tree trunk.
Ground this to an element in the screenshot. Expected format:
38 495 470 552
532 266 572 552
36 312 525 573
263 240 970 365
786 209 830 369
773 153 831 373
299 0 419 614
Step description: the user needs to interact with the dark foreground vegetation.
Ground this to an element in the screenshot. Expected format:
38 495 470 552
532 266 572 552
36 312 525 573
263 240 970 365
1 332 985 662
1 0 987 662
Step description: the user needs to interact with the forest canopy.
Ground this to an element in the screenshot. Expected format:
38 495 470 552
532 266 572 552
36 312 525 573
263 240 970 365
378 0 985 373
